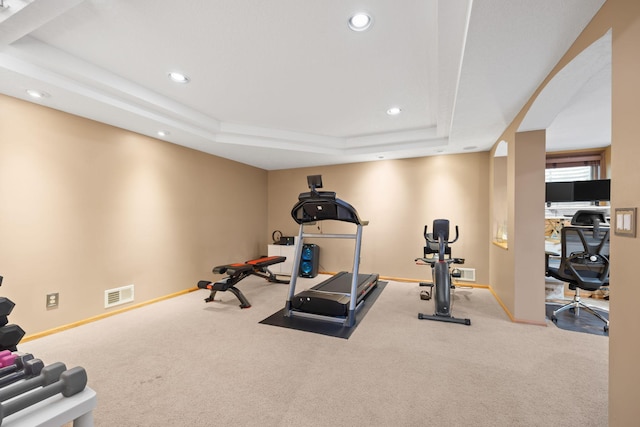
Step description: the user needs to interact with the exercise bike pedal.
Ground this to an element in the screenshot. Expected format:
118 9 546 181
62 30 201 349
419 282 433 300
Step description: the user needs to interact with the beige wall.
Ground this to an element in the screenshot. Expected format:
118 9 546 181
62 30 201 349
489 131 546 325
0 94 268 335
609 0 640 424
267 153 491 283
489 142 514 315
511 130 546 323
604 145 612 178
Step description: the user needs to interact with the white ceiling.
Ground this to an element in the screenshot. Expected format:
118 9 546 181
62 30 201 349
0 0 609 170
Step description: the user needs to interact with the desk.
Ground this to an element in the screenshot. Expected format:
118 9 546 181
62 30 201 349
4 386 96 427
544 239 563 300
545 218 568 239
545 239 560 255
545 240 561 271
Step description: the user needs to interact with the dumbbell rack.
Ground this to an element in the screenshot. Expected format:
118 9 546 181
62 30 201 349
2 383 96 427
0 276 96 426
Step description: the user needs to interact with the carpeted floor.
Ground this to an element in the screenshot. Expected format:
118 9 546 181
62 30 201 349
19 275 609 426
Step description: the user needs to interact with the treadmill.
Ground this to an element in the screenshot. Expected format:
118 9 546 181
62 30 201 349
284 175 379 327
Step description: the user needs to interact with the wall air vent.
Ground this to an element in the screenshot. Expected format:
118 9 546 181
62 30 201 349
104 284 134 308
456 268 476 282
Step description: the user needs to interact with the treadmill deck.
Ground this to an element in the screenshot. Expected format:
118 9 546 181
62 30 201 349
290 271 379 317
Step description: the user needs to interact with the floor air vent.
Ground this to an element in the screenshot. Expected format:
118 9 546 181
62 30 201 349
105 284 134 308
456 268 476 282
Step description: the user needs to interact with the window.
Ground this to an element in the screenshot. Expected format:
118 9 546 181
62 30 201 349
545 165 593 182
545 151 603 181
545 151 606 216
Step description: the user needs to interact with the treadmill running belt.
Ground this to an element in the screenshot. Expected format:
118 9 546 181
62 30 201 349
291 272 379 317
309 272 372 293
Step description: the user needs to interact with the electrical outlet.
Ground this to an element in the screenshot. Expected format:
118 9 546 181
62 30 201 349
46 293 59 309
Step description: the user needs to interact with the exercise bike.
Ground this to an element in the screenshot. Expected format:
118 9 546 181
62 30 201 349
415 219 471 326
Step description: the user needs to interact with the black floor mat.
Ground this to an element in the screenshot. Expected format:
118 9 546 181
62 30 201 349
259 281 387 339
545 302 609 336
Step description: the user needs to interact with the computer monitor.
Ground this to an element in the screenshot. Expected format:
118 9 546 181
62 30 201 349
573 179 610 202
545 181 574 203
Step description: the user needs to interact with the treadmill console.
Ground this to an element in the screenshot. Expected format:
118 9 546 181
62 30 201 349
302 200 339 221
291 184 362 225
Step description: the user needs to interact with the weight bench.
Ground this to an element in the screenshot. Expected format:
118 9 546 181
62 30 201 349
197 256 290 308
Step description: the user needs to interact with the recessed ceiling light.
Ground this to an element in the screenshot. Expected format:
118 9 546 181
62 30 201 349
26 89 50 99
463 145 478 150
157 130 170 137
168 72 190 83
348 13 372 31
386 107 401 116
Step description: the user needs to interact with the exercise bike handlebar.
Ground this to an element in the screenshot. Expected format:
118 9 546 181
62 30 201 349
423 225 459 244
423 223 460 262
415 256 464 266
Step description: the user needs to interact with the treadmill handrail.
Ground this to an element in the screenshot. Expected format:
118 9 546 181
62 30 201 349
302 289 351 297
301 233 358 239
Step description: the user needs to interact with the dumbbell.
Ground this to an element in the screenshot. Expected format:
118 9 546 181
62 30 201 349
0 298 16 328
0 366 87 424
0 352 11 367
0 354 34 376
0 362 67 402
0 354 15 369
0 358 44 388
0 325 25 352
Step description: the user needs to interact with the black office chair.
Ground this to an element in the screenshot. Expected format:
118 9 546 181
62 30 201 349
545 224 610 332
570 210 608 226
